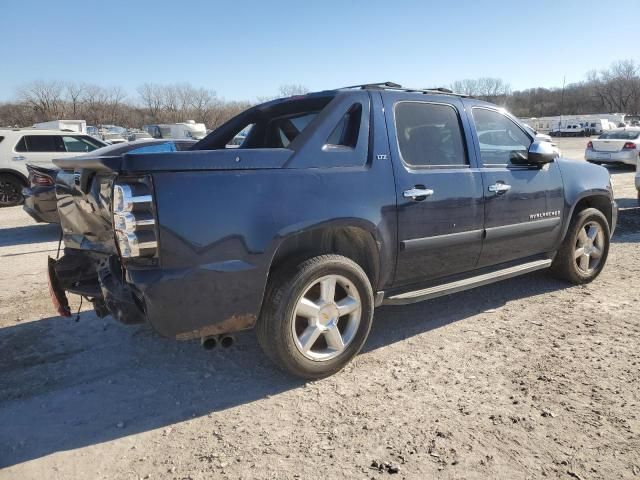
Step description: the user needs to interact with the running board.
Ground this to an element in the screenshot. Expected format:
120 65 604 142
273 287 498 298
383 258 552 305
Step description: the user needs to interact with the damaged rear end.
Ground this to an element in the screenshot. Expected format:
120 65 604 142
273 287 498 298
51 155 152 326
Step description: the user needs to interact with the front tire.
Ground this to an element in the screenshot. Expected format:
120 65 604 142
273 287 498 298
257 255 374 379
550 208 610 284
0 174 25 207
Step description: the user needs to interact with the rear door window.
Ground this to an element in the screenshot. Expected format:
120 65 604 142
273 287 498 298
394 102 467 167
16 135 66 152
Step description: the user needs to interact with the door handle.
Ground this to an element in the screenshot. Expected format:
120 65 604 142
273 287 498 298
11 156 26 161
488 182 511 195
403 187 434 200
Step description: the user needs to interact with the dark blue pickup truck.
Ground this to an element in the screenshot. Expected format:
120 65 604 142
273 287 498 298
50 83 617 378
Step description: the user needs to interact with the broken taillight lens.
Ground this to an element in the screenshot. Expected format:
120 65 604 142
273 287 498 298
30 172 55 187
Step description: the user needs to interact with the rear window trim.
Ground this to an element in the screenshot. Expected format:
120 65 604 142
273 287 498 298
393 100 470 170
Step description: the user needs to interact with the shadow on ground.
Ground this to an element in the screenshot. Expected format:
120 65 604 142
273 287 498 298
612 201 640 243
0 269 570 468
0 223 60 248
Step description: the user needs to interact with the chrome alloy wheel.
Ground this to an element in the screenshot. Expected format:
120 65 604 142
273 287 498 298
575 221 605 273
291 274 361 361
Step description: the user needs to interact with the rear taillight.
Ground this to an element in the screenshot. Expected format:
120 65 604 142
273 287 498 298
30 172 55 187
623 142 636 150
587 141 593 150
113 178 157 258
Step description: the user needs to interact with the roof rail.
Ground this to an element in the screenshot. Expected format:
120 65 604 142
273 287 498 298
339 81 467 97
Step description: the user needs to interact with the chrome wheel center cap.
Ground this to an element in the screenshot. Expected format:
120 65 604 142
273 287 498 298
318 304 339 327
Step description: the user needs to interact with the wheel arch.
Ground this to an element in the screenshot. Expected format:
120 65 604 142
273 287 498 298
0 169 28 186
564 193 614 239
267 223 382 292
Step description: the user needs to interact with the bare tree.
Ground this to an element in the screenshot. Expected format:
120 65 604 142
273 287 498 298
17 80 65 120
137 83 164 122
190 87 218 124
65 82 85 117
278 84 309 97
450 79 479 96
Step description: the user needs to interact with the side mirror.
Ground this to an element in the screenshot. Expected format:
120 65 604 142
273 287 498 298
510 141 558 166
528 140 558 165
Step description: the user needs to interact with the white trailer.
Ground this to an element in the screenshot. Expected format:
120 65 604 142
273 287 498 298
33 119 87 134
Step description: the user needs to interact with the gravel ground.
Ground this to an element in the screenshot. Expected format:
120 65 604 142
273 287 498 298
0 137 639 479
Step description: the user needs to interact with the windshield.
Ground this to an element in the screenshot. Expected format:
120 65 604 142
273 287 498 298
598 130 640 140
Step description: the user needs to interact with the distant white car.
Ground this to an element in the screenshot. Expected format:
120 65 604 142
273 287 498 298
585 128 640 166
0 128 106 206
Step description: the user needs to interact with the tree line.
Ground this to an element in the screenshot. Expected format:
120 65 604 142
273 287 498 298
0 82 308 129
450 60 640 118
1 60 638 128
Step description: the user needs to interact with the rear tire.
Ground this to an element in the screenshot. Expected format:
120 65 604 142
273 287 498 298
0 174 25 207
550 208 610 284
257 255 374 379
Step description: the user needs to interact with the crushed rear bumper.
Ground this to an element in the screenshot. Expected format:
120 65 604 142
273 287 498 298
50 250 145 324
49 250 260 339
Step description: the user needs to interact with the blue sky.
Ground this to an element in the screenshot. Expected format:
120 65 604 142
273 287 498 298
0 0 637 102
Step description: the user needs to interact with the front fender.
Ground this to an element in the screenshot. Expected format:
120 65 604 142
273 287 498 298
556 158 615 239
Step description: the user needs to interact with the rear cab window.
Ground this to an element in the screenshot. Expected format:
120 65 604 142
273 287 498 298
394 101 468 168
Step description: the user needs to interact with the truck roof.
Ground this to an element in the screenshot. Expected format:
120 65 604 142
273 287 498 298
336 81 468 97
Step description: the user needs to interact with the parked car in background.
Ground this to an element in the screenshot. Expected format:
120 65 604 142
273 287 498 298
22 139 196 223
0 129 106 207
127 129 153 141
585 128 640 166
550 123 587 137
49 83 617 379
144 121 207 140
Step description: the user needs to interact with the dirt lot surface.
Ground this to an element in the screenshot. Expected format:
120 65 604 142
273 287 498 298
1 137 639 479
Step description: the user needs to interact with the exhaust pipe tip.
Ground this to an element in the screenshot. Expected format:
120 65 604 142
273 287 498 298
219 334 235 348
201 336 218 350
